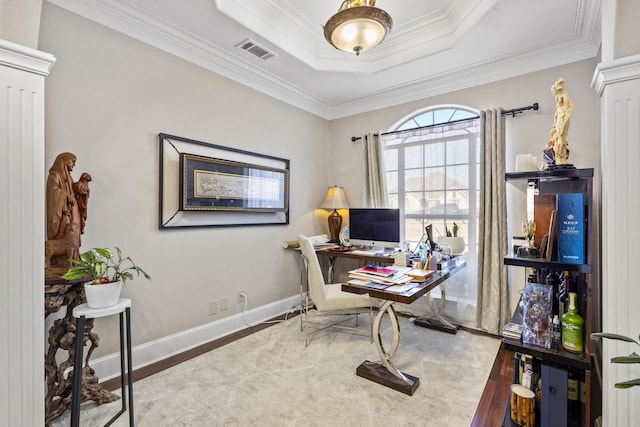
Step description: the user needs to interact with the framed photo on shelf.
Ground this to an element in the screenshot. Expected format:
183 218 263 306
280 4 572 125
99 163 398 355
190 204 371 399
159 133 289 229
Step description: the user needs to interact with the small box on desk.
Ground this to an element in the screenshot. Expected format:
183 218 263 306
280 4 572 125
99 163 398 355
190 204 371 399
556 193 585 264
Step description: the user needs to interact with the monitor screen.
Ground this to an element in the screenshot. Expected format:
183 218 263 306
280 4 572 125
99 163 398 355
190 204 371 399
348 208 400 250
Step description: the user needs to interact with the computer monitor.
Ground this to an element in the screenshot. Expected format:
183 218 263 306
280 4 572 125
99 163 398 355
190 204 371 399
348 208 401 252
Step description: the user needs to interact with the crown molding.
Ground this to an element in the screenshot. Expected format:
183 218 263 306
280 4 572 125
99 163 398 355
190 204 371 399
0 39 56 76
217 0 499 74
46 0 601 120
47 0 330 117
328 39 600 119
591 54 640 97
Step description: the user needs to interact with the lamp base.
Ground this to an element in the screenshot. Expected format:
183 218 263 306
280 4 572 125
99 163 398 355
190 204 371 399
328 210 342 243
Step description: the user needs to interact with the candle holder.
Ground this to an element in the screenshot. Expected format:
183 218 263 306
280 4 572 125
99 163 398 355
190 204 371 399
517 220 540 258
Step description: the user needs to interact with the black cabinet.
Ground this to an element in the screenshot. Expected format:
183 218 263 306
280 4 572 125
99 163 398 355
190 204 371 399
501 168 598 427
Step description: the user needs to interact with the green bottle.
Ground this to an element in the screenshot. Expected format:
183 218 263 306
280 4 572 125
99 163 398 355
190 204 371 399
561 292 584 353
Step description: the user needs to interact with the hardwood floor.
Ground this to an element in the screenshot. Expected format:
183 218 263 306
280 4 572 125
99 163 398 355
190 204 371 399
102 312 515 426
471 346 515 427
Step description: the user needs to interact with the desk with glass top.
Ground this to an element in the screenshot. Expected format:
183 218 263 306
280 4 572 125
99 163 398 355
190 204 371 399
341 259 466 395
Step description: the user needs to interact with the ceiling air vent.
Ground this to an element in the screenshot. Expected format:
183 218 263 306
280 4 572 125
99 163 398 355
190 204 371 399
236 39 277 61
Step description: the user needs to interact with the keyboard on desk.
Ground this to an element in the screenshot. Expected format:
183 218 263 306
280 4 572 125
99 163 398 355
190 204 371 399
349 249 382 256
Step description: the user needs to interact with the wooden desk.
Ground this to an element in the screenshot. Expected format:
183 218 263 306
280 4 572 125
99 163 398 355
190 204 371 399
341 259 466 395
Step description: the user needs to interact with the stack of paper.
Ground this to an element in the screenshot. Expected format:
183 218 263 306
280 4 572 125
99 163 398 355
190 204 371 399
346 279 391 290
348 266 413 285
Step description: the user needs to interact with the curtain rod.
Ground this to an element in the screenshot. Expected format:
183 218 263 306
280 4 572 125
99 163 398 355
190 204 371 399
350 102 539 142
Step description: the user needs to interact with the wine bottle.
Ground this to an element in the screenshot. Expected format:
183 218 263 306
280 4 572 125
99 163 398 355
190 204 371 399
561 292 584 353
567 368 581 426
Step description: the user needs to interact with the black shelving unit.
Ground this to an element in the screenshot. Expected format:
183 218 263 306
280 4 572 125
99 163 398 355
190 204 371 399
502 168 598 427
504 256 592 274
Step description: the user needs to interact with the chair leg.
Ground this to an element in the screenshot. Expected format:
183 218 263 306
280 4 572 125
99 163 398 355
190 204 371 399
299 294 304 333
304 294 309 347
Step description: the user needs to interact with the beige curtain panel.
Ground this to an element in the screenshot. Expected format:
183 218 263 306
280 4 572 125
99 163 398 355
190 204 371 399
476 108 510 335
361 132 387 208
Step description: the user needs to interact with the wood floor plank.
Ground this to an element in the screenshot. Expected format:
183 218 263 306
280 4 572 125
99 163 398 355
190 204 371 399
471 346 515 427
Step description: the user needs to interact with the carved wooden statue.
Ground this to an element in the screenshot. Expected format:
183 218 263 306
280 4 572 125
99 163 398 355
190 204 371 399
45 152 91 271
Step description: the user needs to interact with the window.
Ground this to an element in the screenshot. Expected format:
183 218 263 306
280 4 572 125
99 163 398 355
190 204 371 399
382 106 480 323
383 106 479 247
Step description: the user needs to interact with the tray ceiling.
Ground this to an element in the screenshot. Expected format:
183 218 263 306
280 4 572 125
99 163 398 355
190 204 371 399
46 0 601 119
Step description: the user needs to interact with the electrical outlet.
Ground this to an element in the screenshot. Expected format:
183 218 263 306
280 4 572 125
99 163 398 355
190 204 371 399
208 300 218 315
237 290 245 303
220 297 228 311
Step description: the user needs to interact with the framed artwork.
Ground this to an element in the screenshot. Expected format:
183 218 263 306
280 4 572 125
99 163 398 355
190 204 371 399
159 133 290 229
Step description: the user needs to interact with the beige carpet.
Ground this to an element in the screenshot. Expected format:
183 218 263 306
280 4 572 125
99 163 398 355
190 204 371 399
51 314 500 426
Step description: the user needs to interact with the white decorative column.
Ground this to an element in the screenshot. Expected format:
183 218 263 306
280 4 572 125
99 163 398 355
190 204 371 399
0 39 55 427
592 54 640 427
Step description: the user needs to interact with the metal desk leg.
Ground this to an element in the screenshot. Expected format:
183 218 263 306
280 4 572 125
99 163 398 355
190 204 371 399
414 284 459 334
356 301 420 395
326 256 337 283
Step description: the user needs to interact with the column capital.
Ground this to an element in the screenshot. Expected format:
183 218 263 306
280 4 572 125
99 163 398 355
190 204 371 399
591 53 640 96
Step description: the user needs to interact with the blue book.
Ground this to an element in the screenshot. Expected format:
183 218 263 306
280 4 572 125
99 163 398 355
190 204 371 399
556 193 585 264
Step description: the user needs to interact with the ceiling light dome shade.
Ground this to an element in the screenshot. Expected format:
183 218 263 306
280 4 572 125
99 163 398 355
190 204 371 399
324 3 393 56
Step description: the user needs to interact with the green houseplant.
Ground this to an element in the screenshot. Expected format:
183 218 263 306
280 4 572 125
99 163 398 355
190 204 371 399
62 247 150 308
445 222 460 237
591 332 640 389
439 222 465 255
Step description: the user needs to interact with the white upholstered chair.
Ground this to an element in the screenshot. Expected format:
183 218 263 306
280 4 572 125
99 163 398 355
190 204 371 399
297 234 378 346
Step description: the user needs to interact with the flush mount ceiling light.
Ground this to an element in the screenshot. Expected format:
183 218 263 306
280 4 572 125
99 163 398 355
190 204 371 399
324 0 393 56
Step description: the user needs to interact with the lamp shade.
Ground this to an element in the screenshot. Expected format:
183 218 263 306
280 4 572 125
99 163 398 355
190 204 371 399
321 186 350 210
324 3 393 56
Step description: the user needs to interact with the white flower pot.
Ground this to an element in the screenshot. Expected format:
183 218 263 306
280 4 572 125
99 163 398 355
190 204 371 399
438 236 466 256
83 281 122 309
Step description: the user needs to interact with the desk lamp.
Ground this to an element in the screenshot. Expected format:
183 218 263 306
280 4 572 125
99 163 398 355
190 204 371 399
321 185 350 243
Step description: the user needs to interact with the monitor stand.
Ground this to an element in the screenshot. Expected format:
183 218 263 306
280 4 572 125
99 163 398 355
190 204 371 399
357 246 396 257
350 246 395 257
377 247 396 256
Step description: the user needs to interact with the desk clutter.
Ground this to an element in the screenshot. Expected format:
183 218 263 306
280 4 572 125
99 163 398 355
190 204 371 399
346 265 435 294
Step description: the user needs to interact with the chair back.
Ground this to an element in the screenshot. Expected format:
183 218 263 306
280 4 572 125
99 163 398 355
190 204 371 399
297 234 328 311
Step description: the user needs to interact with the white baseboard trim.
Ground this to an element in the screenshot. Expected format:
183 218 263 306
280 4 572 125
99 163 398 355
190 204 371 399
91 294 302 381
